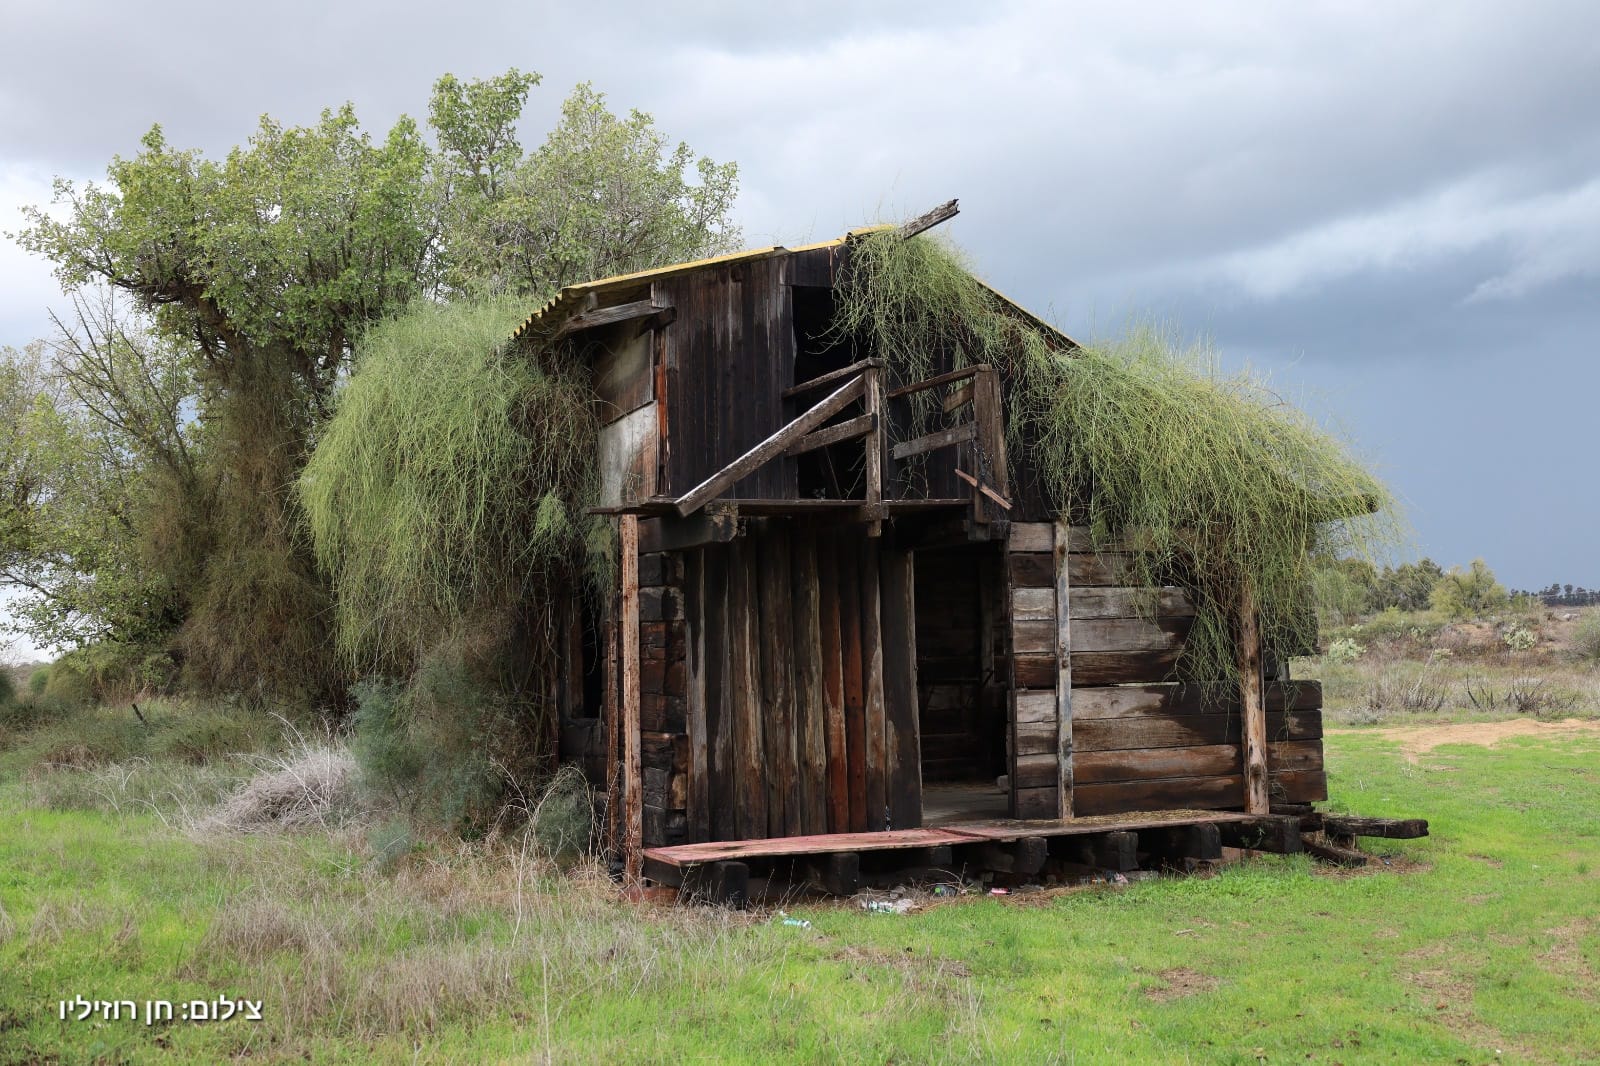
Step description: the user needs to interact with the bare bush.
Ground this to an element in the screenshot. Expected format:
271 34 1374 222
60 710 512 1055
1361 664 1448 715
1465 676 1581 716
200 744 364 833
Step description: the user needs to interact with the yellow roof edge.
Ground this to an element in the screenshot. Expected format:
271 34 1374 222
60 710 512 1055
508 223 1077 351
510 234 865 345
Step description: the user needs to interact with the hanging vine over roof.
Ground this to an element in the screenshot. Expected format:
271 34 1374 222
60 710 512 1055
834 229 1400 687
300 298 604 670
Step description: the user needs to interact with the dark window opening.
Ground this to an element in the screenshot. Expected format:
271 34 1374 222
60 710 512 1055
791 284 867 500
579 596 606 718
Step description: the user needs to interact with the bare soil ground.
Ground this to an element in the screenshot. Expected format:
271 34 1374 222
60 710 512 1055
1329 716 1600 763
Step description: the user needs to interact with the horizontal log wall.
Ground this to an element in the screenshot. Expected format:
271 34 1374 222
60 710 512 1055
638 550 690 848
1007 523 1328 819
1006 523 1061 818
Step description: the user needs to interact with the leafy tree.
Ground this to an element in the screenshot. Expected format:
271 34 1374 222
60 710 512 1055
432 79 741 297
1375 557 1444 612
1430 558 1510 619
1311 555 1378 625
0 294 202 650
9 69 740 705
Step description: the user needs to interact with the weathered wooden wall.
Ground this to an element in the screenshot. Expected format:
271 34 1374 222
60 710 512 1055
1004 521 1328 819
654 259 797 501
628 521 922 847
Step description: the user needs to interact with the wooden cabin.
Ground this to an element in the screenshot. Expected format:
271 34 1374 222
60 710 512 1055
509 216 1347 889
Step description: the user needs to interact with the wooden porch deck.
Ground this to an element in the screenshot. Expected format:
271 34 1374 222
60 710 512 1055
640 808 1318 901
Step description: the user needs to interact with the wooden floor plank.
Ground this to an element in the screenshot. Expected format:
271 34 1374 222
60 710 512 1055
642 809 1267 865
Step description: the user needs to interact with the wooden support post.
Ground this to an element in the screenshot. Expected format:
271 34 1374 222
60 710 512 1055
1238 581 1270 816
1053 519 1074 819
959 838 1048 877
1321 815 1429 840
704 861 751 906
975 368 1009 497
604 586 621 854
1056 830 1139 872
1301 835 1368 867
1150 823 1223 863
620 515 643 881
802 852 861 897
1216 816 1303 854
864 365 885 536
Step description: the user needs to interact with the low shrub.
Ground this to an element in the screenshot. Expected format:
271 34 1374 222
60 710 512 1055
1324 637 1366 664
1571 612 1600 665
525 764 595 862
27 667 47 696
1502 624 1538 654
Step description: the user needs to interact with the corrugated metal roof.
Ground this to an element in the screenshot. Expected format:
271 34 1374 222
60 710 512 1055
506 224 1078 350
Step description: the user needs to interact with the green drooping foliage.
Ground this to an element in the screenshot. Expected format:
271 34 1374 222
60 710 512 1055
300 298 600 669
836 231 1399 687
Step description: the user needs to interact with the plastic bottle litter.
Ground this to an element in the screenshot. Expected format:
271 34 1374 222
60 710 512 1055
775 910 811 929
988 887 1009 896
863 899 916 914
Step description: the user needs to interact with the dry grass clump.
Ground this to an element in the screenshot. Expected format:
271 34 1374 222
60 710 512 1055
190 832 759 1044
199 744 365 833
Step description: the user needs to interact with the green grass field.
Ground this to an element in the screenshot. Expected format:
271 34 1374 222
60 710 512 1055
3 723 1598 1064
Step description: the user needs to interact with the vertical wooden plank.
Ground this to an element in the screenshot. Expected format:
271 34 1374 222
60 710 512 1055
860 538 888 831
684 550 710 843
818 531 850 832
603 585 621 852
620 515 643 879
731 537 767 837
975 367 1010 497
790 526 829 835
837 533 867 831
758 524 799 838
864 365 884 535
706 546 736 842
1004 544 1019 817
1053 519 1074 820
1239 581 1270 815
880 546 922 830
653 306 671 497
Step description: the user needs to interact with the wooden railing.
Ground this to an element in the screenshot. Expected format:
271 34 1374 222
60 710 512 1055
886 363 1010 528
670 359 1009 531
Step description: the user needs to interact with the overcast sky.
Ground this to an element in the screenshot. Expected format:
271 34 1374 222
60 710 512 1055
2 1 1597 655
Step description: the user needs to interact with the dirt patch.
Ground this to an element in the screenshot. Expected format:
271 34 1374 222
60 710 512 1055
827 944 974 979
1330 718 1600 764
1143 966 1219 1002
1538 920 1599 1001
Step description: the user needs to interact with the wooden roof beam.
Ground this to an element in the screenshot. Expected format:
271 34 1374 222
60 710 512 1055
898 199 959 240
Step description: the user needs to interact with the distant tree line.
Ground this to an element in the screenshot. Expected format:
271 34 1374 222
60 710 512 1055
1311 556 1556 624
1516 584 1600 608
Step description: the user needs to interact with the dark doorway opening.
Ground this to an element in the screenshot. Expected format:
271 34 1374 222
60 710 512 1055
914 543 1008 824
